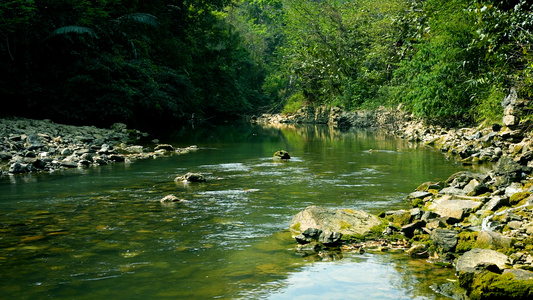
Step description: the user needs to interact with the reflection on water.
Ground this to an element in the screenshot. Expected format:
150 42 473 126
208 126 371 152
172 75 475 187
0 124 464 299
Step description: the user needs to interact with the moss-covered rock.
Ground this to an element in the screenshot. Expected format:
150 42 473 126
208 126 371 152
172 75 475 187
509 192 531 206
456 231 479 253
467 271 533 300
385 210 412 227
273 150 291 160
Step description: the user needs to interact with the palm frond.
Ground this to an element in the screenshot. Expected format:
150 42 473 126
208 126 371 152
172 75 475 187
51 26 98 38
122 13 160 27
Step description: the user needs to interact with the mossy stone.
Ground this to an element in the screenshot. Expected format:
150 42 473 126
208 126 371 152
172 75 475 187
509 192 531 206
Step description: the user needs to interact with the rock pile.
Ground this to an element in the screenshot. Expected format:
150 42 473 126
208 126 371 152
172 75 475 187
0 117 198 176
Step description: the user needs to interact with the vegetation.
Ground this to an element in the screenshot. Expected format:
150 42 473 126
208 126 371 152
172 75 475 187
1 0 532 128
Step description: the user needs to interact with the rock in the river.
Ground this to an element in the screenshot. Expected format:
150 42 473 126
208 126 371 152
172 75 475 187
273 150 291 160
160 195 184 204
289 205 382 239
8 162 31 173
407 244 429 258
175 172 206 183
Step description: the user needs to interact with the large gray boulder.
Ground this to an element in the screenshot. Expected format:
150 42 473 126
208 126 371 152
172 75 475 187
428 195 483 221
289 205 382 238
430 228 458 252
456 248 509 273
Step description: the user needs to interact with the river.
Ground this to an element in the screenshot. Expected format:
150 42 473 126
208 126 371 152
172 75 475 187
0 123 468 299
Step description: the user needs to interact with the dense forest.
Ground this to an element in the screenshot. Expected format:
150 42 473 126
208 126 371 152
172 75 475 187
1 0 532 129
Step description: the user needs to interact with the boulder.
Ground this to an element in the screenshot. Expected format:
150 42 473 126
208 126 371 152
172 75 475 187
480 196 509 212
428 195 483 221
407 244 429 258
175 172 206 183
273 150 291 160
401 220 426 238
456 248 509 273
161 195 184 204
8 162 30 173
430 228 458 252
476 230 514 250
25 134 43 150
289 206 382 238
502 269 533 280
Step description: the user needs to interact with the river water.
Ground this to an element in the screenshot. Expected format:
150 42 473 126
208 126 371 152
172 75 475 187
0 124 468 299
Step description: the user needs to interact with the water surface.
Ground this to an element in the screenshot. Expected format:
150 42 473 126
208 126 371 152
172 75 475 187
0 124 468 299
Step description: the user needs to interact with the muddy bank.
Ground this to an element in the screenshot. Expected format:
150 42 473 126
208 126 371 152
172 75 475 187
0 117 197 176
259 90 533 299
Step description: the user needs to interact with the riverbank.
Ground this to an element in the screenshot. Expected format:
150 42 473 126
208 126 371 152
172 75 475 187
0 117 198 176
257 91 533 299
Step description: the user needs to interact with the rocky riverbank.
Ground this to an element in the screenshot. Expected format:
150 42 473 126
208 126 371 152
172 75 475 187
259 90 533 299
0 117 198 176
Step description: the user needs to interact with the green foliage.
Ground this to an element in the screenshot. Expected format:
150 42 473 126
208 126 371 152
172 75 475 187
282 92 306 114
0 0 268 129
3 0 533 126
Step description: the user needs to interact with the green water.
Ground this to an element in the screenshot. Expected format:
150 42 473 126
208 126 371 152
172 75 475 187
0 124 469 299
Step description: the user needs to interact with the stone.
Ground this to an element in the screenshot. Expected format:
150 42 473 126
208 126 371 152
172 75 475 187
480 196 509 212
60 161 78 168
109 154 125 162
446 171 479 189
409 208 423 221
155 144 174 151
409 191 432 199
273 150 291 160
407 244 429 258
110 123 127 132
60 148 73 156
25 134 43 150
175 172 206 183
124 145 144 154
503 115 519 127
160 195 185 205
318 231 343 246
495 155 523 175
421 210 439 222
456 248 509 273
430 228 458 252
416 181 443 191
425 219 446 229
8 162 30 173
439 187 467 196
401 220 426 238
502 269 533 281
476 230 513 250
289 205 382 238
295 227 323 244
0 152 12 161
507 220 522 230
428 195 483 221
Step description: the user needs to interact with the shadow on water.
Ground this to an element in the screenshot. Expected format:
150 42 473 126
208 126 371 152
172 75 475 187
0 124 467 299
